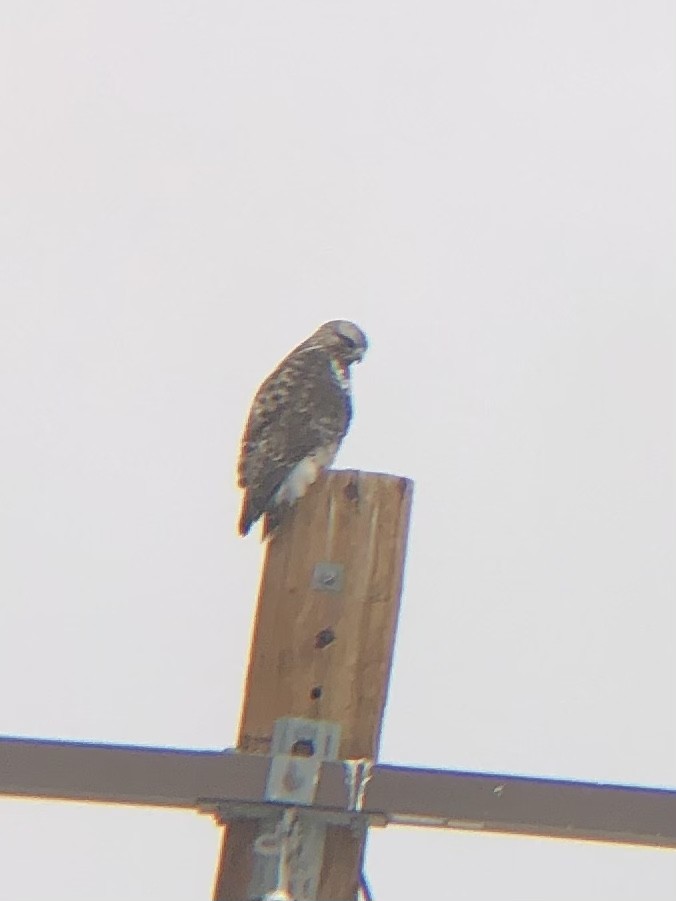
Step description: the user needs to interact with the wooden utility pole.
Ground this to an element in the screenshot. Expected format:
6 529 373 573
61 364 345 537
213 469 413 901
1 468 675 896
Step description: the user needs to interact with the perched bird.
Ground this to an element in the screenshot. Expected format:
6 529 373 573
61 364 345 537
237 320 368 537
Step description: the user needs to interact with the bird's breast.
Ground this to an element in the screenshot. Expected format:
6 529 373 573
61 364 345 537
274 443 339 507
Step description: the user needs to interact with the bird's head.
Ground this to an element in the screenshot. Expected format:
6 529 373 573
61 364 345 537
313 320 368 365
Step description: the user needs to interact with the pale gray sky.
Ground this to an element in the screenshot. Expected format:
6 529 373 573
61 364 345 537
1 1 675 898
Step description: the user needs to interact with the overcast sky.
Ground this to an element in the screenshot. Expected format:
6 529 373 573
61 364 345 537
1 1 675 898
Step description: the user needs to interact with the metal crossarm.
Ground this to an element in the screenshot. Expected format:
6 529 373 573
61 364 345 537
0 735 674 850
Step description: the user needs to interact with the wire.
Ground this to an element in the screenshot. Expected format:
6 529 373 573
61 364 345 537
344 759 375 901
343 758 374 812
359 871 374 901
258 808 298 901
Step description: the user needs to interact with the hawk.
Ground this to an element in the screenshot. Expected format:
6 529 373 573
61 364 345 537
237 320 368 537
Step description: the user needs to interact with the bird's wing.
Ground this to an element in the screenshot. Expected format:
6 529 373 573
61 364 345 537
238 348 351 529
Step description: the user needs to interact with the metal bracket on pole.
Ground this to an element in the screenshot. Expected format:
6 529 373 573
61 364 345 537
250 717 341 901
311 562 344 593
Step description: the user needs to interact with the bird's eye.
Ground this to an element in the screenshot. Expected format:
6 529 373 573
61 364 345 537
342 335 356 349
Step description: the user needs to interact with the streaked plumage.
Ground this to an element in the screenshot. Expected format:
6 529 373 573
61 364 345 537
237 320 368 537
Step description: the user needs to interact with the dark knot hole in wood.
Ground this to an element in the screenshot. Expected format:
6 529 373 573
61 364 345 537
315 628 335 649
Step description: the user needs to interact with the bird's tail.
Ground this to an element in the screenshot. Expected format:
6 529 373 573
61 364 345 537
261 506 284 540
238 495 255 536
239 492 286 539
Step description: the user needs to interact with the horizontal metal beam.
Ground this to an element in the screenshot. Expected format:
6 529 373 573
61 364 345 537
0 736 269 808
365 764 676 849
0 735 674 849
